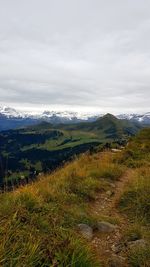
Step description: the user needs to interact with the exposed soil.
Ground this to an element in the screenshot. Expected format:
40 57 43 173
89 169 134 266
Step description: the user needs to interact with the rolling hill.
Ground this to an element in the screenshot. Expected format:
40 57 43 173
0 114 141 186
59 113 140 137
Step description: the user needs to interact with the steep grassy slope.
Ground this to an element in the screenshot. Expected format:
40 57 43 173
0 152 124 266
117 128 150 224
117 128 150 267
0 128 149 266
117 127 150 167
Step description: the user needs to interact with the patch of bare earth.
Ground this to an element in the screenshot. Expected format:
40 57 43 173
89 169 134 266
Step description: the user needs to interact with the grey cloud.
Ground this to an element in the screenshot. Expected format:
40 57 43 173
0 0 150 113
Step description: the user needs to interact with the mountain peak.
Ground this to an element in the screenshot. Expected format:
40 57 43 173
0 105 149 132
96 113 118 122
0 106 21 118
103 113 117 119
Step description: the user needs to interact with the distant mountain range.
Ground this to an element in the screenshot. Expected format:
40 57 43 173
117 113 150 125
0 105 149 131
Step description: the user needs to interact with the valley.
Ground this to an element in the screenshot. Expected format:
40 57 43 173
0 114 140 187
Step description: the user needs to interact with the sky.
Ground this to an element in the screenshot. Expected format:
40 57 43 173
0 0 150 114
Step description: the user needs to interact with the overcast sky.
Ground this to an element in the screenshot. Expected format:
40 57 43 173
0 0 150 114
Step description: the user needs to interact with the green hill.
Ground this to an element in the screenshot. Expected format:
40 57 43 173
58 113 140 138
0 114 141 185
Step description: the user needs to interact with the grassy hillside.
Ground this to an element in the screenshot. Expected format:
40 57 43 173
117 128 150 225
57 113 140 138
117 129 150 267
116 127 150 167
0 152 123 266
0 128 149 266
0 114 140 185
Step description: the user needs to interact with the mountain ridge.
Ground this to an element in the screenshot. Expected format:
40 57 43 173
0 105 149 131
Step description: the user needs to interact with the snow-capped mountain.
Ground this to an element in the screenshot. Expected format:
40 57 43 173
0 106 101 122
0 105 149 131
117 113 150 124
0 106 22 118
0 106 101 131
41 110 101 122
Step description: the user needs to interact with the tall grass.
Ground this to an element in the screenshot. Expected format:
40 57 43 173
0 128 149 266
119 167 150 224
116 129 150 266
128 246 150 267
0 151 124 266
119 169 150 266
116 128 150 168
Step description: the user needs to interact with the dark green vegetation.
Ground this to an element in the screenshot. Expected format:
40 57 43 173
0 114 140 186
0 128 149 266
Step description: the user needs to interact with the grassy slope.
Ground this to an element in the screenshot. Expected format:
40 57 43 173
116 129 150 226
56 113 140 138
0 154 124 266
117 128 150 266
0 128 149 266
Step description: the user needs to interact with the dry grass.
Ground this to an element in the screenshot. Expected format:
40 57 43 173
119 167 150 224
0 151 124 266
0 129 149 266
117 131 150 267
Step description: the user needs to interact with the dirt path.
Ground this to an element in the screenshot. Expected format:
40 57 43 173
89 169 133 266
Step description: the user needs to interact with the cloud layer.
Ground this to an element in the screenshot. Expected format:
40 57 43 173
0 0 150 113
